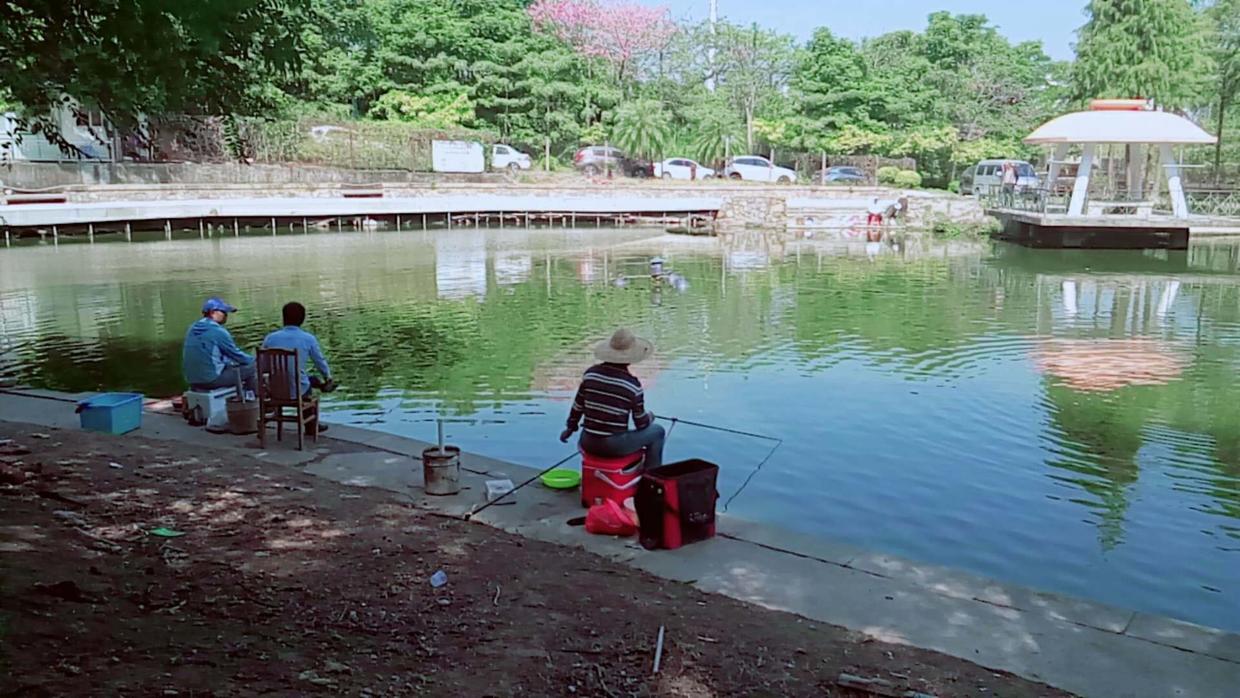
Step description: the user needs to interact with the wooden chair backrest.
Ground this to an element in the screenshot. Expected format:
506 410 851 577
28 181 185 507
257 348 301 403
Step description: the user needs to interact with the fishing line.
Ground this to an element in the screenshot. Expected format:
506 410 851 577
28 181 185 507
653 414 784 511
0 388 81 404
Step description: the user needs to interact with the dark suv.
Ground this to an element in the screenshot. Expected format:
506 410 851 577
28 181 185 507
573 146 652 177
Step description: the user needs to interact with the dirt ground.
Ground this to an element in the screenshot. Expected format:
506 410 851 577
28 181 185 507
0 421 1071 697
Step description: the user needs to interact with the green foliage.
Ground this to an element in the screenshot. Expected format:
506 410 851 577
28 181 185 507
928 214 999 238
876 166 901 185
688 108 745 165
610 99 672 159
579 123 607 145
1072 0 1211 109
893 170 923 188
948 180 961 194
0 0 308 131
368 91 476 128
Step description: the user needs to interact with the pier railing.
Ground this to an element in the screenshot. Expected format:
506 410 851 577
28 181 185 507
976 184 1069 214
1184 189 1240 218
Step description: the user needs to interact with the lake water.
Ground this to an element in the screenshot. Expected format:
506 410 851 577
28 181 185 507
2 227 1239 631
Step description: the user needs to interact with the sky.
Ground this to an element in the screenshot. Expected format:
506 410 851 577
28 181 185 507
660 0 1088 60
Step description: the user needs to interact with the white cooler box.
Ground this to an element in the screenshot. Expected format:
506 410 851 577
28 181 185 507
184 387 237 428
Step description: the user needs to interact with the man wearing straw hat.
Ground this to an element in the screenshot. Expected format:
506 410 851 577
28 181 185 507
560 328 666 470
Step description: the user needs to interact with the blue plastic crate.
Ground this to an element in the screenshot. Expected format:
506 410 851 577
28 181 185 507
77 392 143 435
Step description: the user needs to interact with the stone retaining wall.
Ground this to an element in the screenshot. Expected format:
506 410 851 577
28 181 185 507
1 162 506 189
1 170 987 230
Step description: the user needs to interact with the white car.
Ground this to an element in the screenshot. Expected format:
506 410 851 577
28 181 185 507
654 157 716 181
724 155 797 183
492 144 532 172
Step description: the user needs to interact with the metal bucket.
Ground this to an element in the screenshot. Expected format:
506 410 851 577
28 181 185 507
225 397 259 435
422 445 461 496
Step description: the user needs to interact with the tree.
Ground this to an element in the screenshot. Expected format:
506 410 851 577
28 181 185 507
713 22 797 152
528 0 677 83
1072 0 1212 109
1204 0 1240 176
610 99 671 159
0 0 307 133
791 28 877 151
368 91 475 128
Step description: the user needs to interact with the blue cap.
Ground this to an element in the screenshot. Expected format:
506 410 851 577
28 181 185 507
201 297 238 314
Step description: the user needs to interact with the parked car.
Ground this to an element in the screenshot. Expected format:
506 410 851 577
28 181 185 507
723 155 797 183
969 159 1039 195
814 165 866 183
653 157 716 181
492 144 532 172
573 146 652 177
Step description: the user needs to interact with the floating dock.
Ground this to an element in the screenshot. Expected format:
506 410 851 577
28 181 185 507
0 194 725 243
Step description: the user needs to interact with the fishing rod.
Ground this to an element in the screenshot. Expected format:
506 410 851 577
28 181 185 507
463 449 579 521
652 414 780 443
653 414 784 511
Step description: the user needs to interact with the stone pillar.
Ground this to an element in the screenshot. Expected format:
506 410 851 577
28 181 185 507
1161 144 1188 219
1068 144 1096 216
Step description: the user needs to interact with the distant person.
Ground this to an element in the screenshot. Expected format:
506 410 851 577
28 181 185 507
560 328 665 471
261 302 336 399
867 197 885 226
183 297 256 395
1001 161 1018 206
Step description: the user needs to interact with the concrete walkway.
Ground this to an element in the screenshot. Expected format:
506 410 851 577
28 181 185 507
2 388 1237 697
0 194 724 229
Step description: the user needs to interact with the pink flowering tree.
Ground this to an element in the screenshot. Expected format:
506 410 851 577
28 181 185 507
528 0 678 82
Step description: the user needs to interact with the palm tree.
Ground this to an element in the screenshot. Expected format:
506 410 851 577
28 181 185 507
610 100 672 160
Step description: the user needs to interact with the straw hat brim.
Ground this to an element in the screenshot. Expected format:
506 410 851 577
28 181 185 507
594 335 654 364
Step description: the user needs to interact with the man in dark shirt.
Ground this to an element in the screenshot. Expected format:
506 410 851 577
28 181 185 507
561 328 666 470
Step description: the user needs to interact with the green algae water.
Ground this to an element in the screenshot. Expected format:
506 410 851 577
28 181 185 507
2 227 1239 631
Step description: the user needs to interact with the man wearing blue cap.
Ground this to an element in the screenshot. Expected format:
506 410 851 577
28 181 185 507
183 297 256 395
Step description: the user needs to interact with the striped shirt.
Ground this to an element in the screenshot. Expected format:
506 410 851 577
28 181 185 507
567 363 653 436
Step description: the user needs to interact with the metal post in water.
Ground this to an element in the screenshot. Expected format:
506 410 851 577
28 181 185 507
271 217 276 236
525 212 530 228
3 228 9 247
447 213 452 230
396 214 401 231
88 223 94 243
302 217 308 233
422 213 427 230
571 212 575 227
233 219 239 237
52 225 58 242
165 220 171 240
337 217 342 233
126 222 132 241
499 211 504 229
198 220 204 238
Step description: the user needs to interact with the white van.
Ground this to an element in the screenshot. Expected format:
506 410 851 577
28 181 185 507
491 144 532 172
968 159 1039 196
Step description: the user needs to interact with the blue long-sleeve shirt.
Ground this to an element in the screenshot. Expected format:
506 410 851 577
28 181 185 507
182 317 253 385
261 325 331 396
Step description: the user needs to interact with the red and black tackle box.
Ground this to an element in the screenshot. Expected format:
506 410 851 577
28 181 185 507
635 459 719 550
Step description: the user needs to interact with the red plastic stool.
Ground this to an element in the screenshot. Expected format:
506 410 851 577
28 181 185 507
580 449 644 508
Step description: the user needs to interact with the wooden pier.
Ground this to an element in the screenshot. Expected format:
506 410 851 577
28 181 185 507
0 194 724 244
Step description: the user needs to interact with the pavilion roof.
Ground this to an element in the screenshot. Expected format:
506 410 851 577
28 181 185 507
1025 110 1217 146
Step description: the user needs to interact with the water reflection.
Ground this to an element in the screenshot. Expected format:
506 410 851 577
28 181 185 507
1 230 1239 629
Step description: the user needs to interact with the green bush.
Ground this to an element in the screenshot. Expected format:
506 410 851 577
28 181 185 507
893 170 923 188
929 215 1000 238
947 180 961 194
876 165 900 184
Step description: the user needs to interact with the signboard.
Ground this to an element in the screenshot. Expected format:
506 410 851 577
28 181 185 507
432 140 485 173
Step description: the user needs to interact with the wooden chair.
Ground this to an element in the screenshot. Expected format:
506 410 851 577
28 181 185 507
257 348 319 451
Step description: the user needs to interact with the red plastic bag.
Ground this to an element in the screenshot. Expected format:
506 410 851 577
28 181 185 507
585 499 638 537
